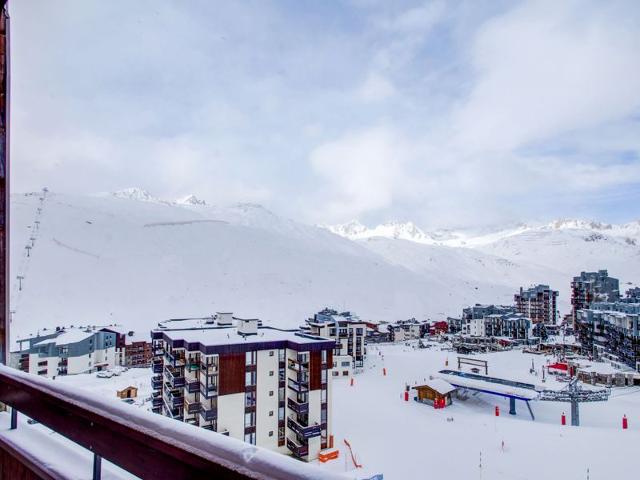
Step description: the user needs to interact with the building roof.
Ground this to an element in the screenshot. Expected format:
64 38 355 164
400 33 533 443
413 378 456 395
31 328 96 347
159 326 334 351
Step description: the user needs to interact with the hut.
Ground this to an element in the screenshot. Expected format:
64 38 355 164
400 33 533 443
116 386 138 399
412 379 456 408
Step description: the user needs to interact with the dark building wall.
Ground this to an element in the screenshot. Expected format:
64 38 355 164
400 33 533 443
218 352 245 395
309 351 322 390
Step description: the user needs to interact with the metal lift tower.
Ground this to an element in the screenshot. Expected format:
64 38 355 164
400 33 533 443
538 378 610 426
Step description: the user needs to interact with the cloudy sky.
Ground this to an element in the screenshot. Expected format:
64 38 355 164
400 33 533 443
10 0 640 229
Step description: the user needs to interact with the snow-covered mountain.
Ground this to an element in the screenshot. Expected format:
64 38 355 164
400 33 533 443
9 191 639 346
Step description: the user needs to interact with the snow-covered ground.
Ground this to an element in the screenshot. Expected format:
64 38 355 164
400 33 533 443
54 347 640 480
321 343 640 480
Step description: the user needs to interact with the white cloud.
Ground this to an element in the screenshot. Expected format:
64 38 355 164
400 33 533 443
357 72 396 102
309 127 412 221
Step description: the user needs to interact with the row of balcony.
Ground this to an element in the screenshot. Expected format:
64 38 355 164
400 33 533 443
164 366 186 388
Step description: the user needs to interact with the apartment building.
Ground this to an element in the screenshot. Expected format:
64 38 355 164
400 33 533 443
514 284 558 324
448 305 531 339
101 326 152 367
151 314 335 461
12 327 117 377
386 319 430 342
575 301 640 371
571 270 620 324
305 308 367 377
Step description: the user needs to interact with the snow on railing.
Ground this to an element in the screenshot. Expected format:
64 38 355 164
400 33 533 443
0 365 348 480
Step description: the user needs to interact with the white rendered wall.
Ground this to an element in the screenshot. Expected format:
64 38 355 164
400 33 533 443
256 349 279 450
307 389 322 460
217 392 245 440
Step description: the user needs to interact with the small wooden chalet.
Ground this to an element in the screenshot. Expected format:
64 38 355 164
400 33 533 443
116 386 138 399
412 379 456 408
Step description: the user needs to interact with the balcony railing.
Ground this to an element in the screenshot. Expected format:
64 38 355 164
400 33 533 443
286 437 308 458
200 405 217 422
200 362 219 374
286 417 321 439
287 397 309 415
200 382 218 398
185 398 201 415
0 365 348 479
151 375 163 390
164 366 186 388
287 378 308 393
187 380 200 393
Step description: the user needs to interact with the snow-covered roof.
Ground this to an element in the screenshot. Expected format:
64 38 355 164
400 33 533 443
414 378 456 395
437 371 540 400
162 326 332 347
32 328 96 347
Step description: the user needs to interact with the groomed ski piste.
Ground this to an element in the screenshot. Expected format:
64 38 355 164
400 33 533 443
31 341 640 480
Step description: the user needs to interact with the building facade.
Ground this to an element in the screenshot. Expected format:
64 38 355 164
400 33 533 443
12 327 117 377
386 319 430 342
151 314 335 462
101 327 152 367
448 305 530 340
575 301 640 371
305 308 366 377
571 270 620 324
514 284 558 324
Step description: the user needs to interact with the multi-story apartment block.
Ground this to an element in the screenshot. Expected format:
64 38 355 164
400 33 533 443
448 305 530 339
101 327 152 367
626 287 640 301
386 318 430 342
514 284 558 324
571 270 620 324
305 308 367 377
151 314 335 462
575 301 640 371
12 327 117 377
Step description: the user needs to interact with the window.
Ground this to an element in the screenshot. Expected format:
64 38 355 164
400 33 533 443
341 361 350 367
321 369 327 383
269 390 274 397
245 391 256 407
269 370 274 376
245 371 256 386
321 408 327 423
245 351 256 366
343 371 349 376
332 371 338 377
244 432 256 445
278 387 285 402
269 350 274 357
356 328 363 336
244 411 256 427
321 350 327 362
269 431 274 437
321 388 327 403
278 407 284 421
278 349 285 362
269 410 274 417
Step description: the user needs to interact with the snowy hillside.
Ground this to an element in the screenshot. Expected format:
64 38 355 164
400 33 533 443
10 192 515 346
10 191 639 346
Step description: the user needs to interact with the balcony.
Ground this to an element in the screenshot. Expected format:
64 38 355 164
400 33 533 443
163 389 183 410
200 361 219 374
187 380 200 393
164 366 186 388
151 375 163 390
185 398 201 415
200 405 217 422
287 397 309 415
286 437 308 458
286 417 321 439
200 382 218 398
0 363 349 479
186 360 200 372
152 360 163 374
287 378 308 393
165 350 186 367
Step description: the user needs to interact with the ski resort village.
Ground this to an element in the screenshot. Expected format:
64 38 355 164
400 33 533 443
3 2 640 479
2 190 639 479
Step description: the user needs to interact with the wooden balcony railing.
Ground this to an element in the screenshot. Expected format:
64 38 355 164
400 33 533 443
0 365 346 480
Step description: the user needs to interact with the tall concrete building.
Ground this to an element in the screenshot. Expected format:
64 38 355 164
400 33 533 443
151 314 335 461
305 308 367 377
571 270 620 324
514 284 558 324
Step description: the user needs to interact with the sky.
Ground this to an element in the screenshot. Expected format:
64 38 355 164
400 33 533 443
9 0 640 229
